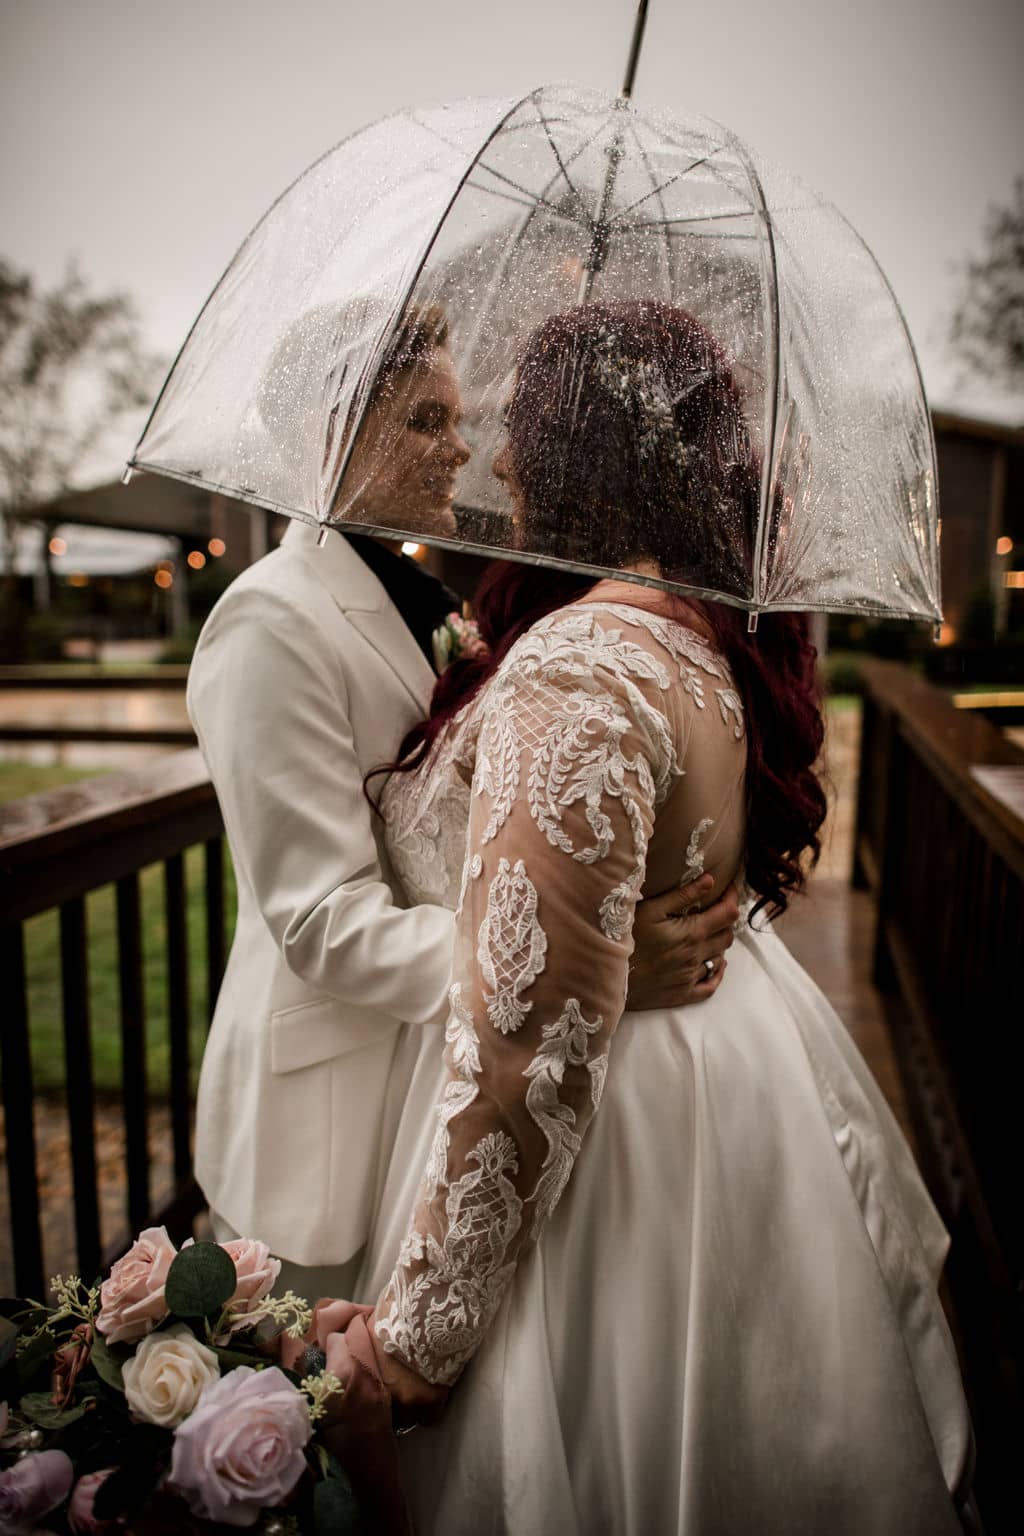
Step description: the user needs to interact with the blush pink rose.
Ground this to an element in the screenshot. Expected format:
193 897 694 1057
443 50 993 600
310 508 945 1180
0 1449 74 1527
96 1226 177 1345
220 1238 281 1317
168 1365 311 1526
67 1468 122 1533
182 1236 281 1332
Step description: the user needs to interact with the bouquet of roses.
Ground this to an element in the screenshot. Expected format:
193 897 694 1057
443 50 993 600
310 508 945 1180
0 1229 365 1534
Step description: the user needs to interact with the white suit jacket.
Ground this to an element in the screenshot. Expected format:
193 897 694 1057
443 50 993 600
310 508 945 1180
188 521 455 1266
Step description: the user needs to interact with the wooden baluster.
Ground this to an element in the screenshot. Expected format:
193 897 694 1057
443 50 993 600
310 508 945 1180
116 873 150 1234
1 922 44 1299
204 837 225 1027
60 897 100 1280
164 854 191 1184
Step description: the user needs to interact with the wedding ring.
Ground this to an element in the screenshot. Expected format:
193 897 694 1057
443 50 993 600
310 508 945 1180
703 958 715 977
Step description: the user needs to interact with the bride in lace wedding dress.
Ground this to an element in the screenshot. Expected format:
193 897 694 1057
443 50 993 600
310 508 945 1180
353 303 974 1534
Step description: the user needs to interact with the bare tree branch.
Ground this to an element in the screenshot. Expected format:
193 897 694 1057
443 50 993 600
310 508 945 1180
949 177 1024 390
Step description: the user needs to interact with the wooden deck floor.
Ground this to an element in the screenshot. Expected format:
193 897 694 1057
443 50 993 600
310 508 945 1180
773 700 913 1146
776 878 913 1147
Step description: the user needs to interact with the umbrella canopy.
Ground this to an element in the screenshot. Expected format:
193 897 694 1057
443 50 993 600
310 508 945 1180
130 85 940 622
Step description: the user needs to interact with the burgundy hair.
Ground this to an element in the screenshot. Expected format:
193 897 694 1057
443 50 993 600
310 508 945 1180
379 301 827 923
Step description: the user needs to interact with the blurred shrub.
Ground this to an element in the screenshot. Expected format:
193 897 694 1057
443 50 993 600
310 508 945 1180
158 620 203 665
962 585 997 646
822 649 865 696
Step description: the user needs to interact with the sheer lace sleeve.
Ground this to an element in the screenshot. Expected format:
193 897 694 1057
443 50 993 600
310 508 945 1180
374 609 682 1385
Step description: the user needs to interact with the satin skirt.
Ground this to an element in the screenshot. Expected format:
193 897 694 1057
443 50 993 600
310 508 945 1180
357 921 972 1536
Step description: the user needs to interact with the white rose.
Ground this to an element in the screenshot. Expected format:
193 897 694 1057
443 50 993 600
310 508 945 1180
122 1324 220 1427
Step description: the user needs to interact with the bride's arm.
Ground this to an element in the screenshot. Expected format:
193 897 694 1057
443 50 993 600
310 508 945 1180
372 624 678 1388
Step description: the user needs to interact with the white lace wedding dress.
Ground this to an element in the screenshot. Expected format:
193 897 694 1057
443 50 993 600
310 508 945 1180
356 594 972 1535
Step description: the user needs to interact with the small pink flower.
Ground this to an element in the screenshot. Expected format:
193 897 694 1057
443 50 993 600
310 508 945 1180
96 1226 177 1345
0 1449 74 1527
168 1365 311 1526
67 1469 122 1533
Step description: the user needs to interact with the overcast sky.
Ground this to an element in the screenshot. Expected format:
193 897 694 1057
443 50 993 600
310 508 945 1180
2 0 1023 468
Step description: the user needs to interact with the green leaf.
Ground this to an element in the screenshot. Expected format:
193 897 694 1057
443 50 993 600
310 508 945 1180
211 1341 265 1371
313 1474 364 1536
90 1332 126 1392
0 1316 17 1369
164 1242 236 1320
15 1327 57 1390
20 1390 88 1429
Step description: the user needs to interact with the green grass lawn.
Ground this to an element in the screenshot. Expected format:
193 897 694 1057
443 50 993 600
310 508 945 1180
4 760 237 1095
0 760 111 801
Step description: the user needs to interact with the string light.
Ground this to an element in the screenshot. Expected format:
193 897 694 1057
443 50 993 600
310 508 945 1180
401 542 422 558
187 550 206 570
208 537 226 556
1004 571 1024 589
996 536 1013 556
154 569 173 589
48 536 67 556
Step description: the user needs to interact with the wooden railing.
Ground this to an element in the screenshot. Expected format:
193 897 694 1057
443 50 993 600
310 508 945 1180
854 660 1024 1516
0 752 225 1298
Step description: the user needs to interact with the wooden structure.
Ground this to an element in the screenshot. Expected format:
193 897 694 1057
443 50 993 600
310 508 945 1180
931 410 1024 639
0 753 224 1296
855 659 1023 1522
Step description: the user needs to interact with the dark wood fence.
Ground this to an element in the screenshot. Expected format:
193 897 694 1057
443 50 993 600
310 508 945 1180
0 752 225 1298
855 660 1023 1519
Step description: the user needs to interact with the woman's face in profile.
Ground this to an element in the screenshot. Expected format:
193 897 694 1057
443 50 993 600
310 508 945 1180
338 347 470 538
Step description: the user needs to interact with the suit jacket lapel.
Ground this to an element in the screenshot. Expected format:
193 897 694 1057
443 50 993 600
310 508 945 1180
283 521 436 714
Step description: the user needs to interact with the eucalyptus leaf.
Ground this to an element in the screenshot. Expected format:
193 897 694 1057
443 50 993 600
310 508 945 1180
164 1242 236 1320
90 1332 126 1392
314 1473 364 1536
20 1391 88 1429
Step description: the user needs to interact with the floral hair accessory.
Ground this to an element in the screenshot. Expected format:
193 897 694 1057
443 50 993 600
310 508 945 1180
432 610 489 673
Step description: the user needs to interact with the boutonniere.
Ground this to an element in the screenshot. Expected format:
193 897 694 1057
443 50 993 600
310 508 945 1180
431 610 489 673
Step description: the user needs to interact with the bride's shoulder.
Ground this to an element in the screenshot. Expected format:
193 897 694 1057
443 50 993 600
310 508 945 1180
498 586 745 742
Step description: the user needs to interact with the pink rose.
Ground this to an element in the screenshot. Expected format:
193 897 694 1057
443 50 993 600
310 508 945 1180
96 1226 177 1345
67 1469 122 1533
0 1449 74 1527
222 1238 281 1309
168 1365 311 1526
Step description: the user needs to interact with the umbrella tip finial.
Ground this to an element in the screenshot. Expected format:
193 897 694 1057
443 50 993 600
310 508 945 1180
747 611 759 635
620 0 650 99
121 464 134 486
316 525 330 549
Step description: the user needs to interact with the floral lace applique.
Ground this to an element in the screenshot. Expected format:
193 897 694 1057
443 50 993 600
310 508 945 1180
477 858 548 1035
375 1128 523 1385
574 602 745 742
376 602 741 1386
683 816 715 881
523 998 607 1237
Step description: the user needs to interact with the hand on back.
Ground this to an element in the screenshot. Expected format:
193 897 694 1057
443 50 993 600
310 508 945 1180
627 875 740 1009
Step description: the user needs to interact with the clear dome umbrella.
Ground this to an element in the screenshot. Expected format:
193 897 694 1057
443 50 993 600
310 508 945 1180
128 82 940 625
